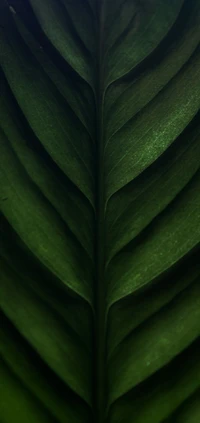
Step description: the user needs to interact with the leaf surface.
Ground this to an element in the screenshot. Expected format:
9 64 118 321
0 0 200 422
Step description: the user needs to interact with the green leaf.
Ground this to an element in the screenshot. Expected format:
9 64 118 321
29 0 94 84
108 339 200 423
0 0 200 422
104 0 185 85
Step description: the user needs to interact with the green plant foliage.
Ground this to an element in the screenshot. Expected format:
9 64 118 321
0 0 200 422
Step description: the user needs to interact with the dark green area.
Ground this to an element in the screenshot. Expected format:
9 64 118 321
0 0 200 422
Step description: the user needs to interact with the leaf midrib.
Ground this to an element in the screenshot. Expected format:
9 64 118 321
94 0 107 421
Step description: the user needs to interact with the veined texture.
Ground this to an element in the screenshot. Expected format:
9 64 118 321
0 0 200 422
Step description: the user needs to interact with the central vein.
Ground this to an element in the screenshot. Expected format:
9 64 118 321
94 0 106 421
